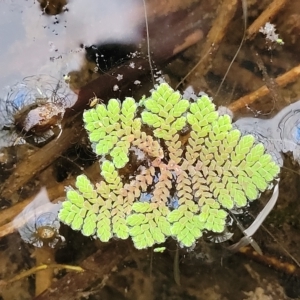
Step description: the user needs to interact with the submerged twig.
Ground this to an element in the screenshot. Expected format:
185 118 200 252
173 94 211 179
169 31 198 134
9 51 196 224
173 245 181 286
0 264 84 287
228 63 300 112
35 242 128 300
252 51 282 113
0 163 100 238
0 114 82 201
176 0 238 90
259 223 300 268
35 248 56 296
239 246 300 278
215 0 248 97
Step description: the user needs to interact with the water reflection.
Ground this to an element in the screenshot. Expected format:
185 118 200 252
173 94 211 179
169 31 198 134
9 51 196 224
0 0 143 90
234 100 300 166
13 187 64 248
0 74 76 148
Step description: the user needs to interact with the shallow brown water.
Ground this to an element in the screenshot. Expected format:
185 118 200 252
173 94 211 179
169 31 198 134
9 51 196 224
1 0 300 299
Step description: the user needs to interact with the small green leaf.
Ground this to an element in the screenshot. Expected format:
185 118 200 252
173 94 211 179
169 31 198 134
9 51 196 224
245 184 259 200
114 223 129 239
231 190 247 207
97 225 112 242
129 225 143 236
101 160 116 176
132 202 151 213
144 99 162 113
158 218 171 236
237 135 255 154
82 214 97 236
62 200 72 210
151 227 165 243
142 112 163 127
266 162 280 177
177 228 195 247
122 98 137 116
259 154 272 166
127 214 146 226
216 209 227 219
205 111 218 123
133 236 148 249
189 226 202 239
70 204 80 213
168 209 184 222
252 174 268 191
76 175 94 194
199 212 209 222
107 98 121 116
251 143 265 157
95 139 115 155
58 208 70 223
153 247 166 253
167 91 181 105
84 122 95 132
66 190 84 207
71 215 84 230
158 109 169 118
171 221 184 235
187 113 198 125
113 152 130 169
83 110 93 123
172 117 186 131
171 100 189 117
89 128 106 142
96 105 108 119
212 222 225 233
227 130 241 144
65 211 76 225
218 194 234 209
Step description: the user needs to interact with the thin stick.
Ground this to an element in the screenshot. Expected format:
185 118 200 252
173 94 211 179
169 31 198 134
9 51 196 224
173 244 181 286
228 63 300 112
0 114 82 201
35 247 55 296
239 246 300 277
142 0 155 85
176 0 238 90
259 223 300 268
0 163 101 237
215 0 248 97
0 264 84 287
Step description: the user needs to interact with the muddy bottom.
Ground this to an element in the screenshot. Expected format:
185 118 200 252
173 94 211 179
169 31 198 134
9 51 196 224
1 0 300 299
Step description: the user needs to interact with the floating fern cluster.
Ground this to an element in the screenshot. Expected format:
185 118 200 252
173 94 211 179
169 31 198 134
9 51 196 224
58 83 280 249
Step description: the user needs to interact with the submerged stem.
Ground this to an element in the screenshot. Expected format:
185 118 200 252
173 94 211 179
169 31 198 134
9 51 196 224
0 264 84 287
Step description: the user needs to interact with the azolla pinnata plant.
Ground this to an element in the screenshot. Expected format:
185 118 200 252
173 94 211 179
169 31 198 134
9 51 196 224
58 83 280 249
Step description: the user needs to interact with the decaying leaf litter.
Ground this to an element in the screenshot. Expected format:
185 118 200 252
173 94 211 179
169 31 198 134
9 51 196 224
1 0 300 299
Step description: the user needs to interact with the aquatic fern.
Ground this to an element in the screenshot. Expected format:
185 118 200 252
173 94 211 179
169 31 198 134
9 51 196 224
83 97 140 168
59 83 280 249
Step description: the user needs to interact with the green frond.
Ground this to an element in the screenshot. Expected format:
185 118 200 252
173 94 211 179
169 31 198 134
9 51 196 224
71 215 84 231
97 224 112 242
132 202 151 213
127 209 169 249
65 189 84 207
82 213 97 236
60 82 281 250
